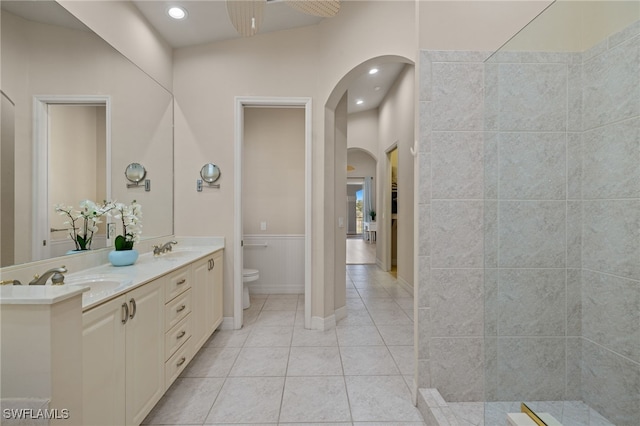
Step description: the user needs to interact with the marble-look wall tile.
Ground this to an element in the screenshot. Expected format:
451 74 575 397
497 269 566 337
608 20 640 49
431 269 484 337
428 51 491 63
417 308 431 360
484 63 499 131
498 201 566 268
419 101 432 153
582 339 640 426
418 204 430 257
484 269 498 336
431 132 484 199
498 63 567 132
484 201 498 268
498 132 566 200
431 200 484 268
567 132 583 200
431 337 484 402
431 62 484 131
418 256 430 308
484 337 498 401
583 200 640 280
566 337 582 400
566 269 582 337
582 36 640 130
582 270 640 363
582 118 640 199
484 132 498 199
496 337 565 401
567 64 583 132
567 201 582 268
417 359 431 389
419 152 431 204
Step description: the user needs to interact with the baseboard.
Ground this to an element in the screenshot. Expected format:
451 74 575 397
335 305 347 324
397 276 414 296
311 314 336 331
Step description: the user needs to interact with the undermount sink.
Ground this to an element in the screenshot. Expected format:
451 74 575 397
65 274 132 300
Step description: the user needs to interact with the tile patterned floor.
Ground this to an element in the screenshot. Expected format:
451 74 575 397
143 264 424 426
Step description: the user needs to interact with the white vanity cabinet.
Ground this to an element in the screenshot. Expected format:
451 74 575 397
82 278 165 426
192 250 224 351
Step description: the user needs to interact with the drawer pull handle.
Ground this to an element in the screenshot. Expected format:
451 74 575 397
177 330 186 339
177 278 186 285
176 304 186 313
121 303 129 324
129 298 137 319
176 357 186 367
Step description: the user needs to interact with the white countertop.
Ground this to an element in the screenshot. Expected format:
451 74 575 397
0 243 224 311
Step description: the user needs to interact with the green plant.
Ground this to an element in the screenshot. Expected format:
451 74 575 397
112 200 142 251
55 200 114 250
369 210 376 221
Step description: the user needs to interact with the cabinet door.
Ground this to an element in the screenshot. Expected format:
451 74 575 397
192 257 210 351
82 295 127 426
125 279 165 426
210 251 224 333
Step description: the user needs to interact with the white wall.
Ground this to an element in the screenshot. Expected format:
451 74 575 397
378 65 415 287
173 0 416 320
57 0 173 90
243 107 305 235
347 109 379 155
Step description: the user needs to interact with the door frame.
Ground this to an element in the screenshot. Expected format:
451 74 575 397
33 95 112 261
233 97 312 330
382 142 398 271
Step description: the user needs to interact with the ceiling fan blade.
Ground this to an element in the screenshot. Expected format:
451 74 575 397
227 0 265 37
285 0 340 18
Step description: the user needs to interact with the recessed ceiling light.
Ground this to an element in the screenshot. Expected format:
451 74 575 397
168 6 187 20
374 86 381 91
356 99 364 105
369 68 379 75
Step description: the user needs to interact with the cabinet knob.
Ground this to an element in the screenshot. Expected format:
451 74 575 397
177 278 186 285
177 330 186 339
176 304 186 313
176 357 186 367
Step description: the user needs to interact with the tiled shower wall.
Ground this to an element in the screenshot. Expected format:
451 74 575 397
578 23 640 424
417 20 640 423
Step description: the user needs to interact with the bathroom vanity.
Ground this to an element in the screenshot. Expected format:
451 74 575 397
0 241 224 426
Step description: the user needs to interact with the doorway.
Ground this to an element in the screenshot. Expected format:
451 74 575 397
33 96 111 261
233 97 312 330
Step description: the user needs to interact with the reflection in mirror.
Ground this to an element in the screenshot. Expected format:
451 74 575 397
1 1 174 265
125 163 147 185
1 92 16 267
200 163 221 183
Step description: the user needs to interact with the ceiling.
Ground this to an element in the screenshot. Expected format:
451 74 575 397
2 0 407 113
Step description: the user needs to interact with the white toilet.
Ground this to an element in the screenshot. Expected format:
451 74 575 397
242 268 259 309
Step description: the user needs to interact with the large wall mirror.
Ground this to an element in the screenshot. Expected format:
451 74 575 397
0 1 174 266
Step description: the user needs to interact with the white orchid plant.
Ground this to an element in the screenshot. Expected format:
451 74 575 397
55 200 114 251
112 200 143 251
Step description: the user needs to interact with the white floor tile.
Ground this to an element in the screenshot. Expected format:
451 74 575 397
229 347 290 376
340 346 400 375
180 346 241 378
204 377 284 424
336 326 385 346
291 327 338 347
245 326 293 347
378 325 414 346
279 376 351 423
287 346 343 376
346 375 423 422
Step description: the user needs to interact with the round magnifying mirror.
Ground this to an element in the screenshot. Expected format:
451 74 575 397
125 163 146 183
200 163 221 183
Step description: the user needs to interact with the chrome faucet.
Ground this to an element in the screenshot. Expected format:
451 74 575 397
153 240 178 255
29 266 67 285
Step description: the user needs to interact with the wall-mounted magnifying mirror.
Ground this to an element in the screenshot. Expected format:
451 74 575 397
125 163 150 191
197 163 221 191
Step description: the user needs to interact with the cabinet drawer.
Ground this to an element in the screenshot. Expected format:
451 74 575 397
165 289 191 330
165 313 192 360
165 337 192 390
165 267 191 302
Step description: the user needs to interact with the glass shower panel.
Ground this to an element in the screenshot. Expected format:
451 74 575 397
484 1 640 425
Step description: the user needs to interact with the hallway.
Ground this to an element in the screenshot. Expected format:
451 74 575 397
143 264 422 425
346 236 376 265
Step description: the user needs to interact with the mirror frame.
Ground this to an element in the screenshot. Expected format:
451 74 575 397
200 163 221 183
125 162 147 183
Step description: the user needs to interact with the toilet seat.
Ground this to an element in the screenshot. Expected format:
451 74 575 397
243 268 259 282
